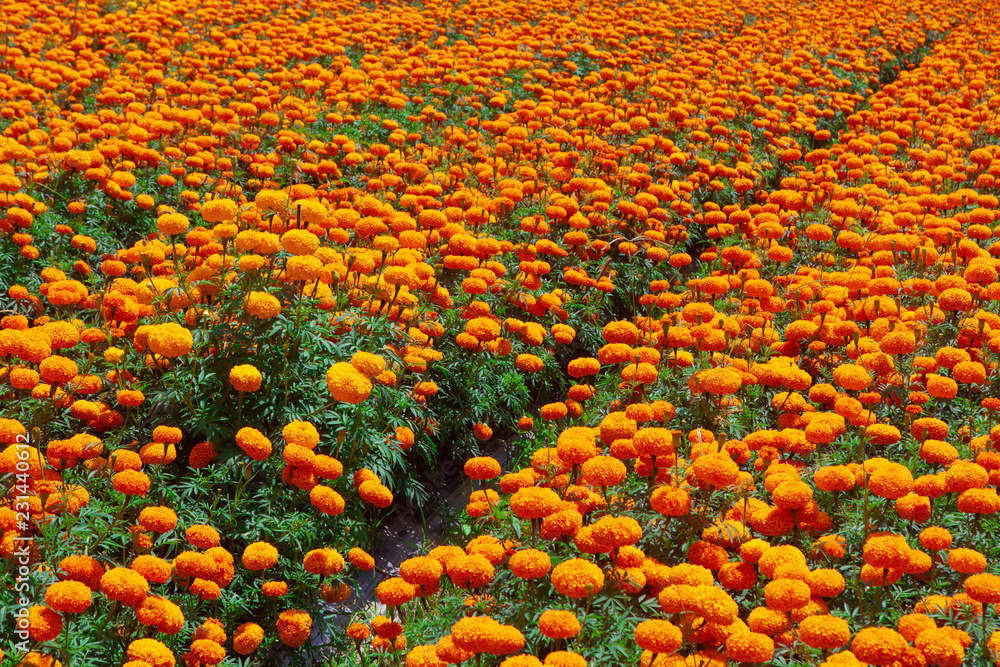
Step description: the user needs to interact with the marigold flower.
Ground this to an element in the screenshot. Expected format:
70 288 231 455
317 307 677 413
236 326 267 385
538 609 581 639
277 609 312 647
798 615 851 650
851 627 908 666
763 578 811 612
377 577 416 606
693 453 740 488
136 595 184 635
112 469 151 496
551 558 604 598
127 638 175 667
581 455 627 487
833 364 872 391
147 322 193 358
325 362 373 404
448 554 495 589
359 480 393 508
510 486 561 519
346 623 371 643
185 525 220 549
45 580 92 613
229 364 262 392
651 485 691 516
509 549 552 579
947 548 986 574
246 291 281 318
242 542 279 571
304 548 345 576
400 556 444 587
101 567 149 607
634 619 682 654
132 555 172 584
465 456 501 480
138 506 177 533
349 547 376 571
235 427 271 460
28 605 63 642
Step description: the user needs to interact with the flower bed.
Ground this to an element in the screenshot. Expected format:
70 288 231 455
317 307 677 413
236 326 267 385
1 0 1000 665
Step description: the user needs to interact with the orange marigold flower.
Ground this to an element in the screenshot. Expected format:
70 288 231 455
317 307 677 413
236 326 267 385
465 456 501 480
851 627 907 666
947 548 986 574
242 542 279 571
965 573 1000 604
725 631 774 663
28 605 63 642
277 609 312 647
510 486 561 520
138 506 177 533
798 615 850 650
235 427 272 460
634 619 682 654
376 577 416 607
101 567 149 607
349 547 376 571
832 363 872 391
509 549 552 579
550 558 604 598
229 364 262 392
325 362 373 404
127 638 175 667
45 580 92 613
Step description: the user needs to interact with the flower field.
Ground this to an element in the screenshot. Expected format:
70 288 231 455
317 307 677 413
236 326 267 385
2 0 1000 664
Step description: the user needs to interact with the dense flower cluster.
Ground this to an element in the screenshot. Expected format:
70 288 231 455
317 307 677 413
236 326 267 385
3 0 1000 664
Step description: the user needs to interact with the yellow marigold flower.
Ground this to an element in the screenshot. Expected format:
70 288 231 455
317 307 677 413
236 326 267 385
281 229 320 255
147 322 193 358
538 609 581 639
229 364 262 392
325 362 372 404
